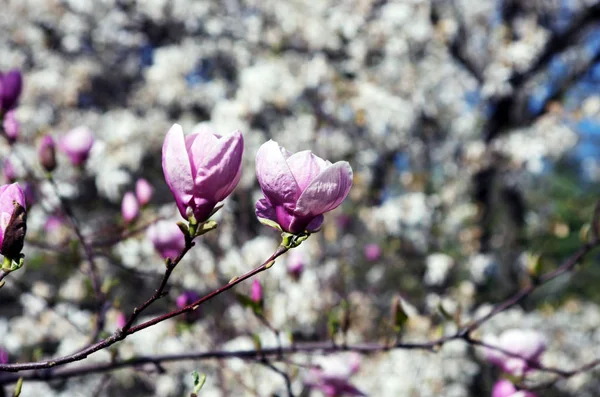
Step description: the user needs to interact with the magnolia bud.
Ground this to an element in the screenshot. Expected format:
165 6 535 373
0 184 27 259
38 135 57 172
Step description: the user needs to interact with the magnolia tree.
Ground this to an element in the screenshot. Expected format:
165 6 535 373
2 1 600 396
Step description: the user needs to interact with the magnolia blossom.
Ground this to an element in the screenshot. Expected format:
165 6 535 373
121 192 139 224
60 126 95 166
2 110 19 143
286 249 306 279
0 183 27 258
255 140 353 234
364 243 381 262
0 347 8 364
492 380 537 397
3 158 16 183
251 279 263 303
135 178 153 206
162 124 243 223
176 290 200 309
146 220 186 259
0 70 22 112
305 353 364 397
38 135 57 172
483 329 546 376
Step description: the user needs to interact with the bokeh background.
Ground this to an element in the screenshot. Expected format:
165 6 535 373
1 0 600 396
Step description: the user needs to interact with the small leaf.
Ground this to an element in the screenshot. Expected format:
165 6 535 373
252 333 262 351
191 371 207 394
327 310 341 338
13 377 23 397
391 296 408 333
235 293 263 316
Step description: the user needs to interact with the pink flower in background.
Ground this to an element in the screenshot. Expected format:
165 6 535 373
60 126 95 166
287 249 306 279
251 279 262 303
116 312 127 329
492 379 536 397
121 192 139 224
0 347 8 364
305 353 365 397
0 70 22 112
255 140 353 234
0 183 27 258
162 124 243 223
3 158 16 183
484 329 546 377
363 243 381 262
135 178 153 206
38 135 57 172
2 110 19 143
176 290 200 309
146 220 186 259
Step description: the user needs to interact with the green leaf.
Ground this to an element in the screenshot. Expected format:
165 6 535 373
235 293 263 316
13 377 23 397
191 371 207 394
391 296 408 333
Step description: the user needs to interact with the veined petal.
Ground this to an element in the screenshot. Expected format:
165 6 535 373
255 197 282 231
194 131 244 201
255 140 300 206
162 124 194 216
296 161 353 216
186 127 220 177
285 150 328 191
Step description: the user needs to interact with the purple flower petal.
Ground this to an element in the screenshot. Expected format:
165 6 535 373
162 124 194 217
296 161 353 217
285 150 328 191
256 140 300 208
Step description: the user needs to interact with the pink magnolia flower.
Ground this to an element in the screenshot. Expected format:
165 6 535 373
60 126 95 166
146 220 186 259
484 329 546 377
135 178 153 206
176 290 200 309
255 140 353 234
305 353 365 397
116 312 127 329
121 192 139 224
3 158 16 183
0 70 22 112
363 243 381 262
38 135 57 172
0 183 27 258
492 380 536 397
251 279 262 303
162 124 243 223
287 249 306 279
0 347 8 364
3 110 19 143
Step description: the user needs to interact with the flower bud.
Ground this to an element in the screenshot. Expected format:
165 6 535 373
116 312 127 329
0 347 8 364
0 183 27 259
121 192 139 224
2 110 19 144
251 279 262 303
59 126 95 166
162 124 243 223
135 178 153 206
176 290 200 309
38 135 57 172
0 70 23 112
146 220 186 259
364 243 381 262
255 140 353 234
286 249 305 280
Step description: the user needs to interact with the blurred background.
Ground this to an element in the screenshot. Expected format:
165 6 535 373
1 0 600 396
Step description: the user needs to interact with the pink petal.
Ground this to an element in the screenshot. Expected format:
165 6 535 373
194 131 244 201
255 197 281 230
296 161 353 217
186 127 220 177
285 150 328 191
255 140 300 208
162 124 194 217
492 380 517 397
